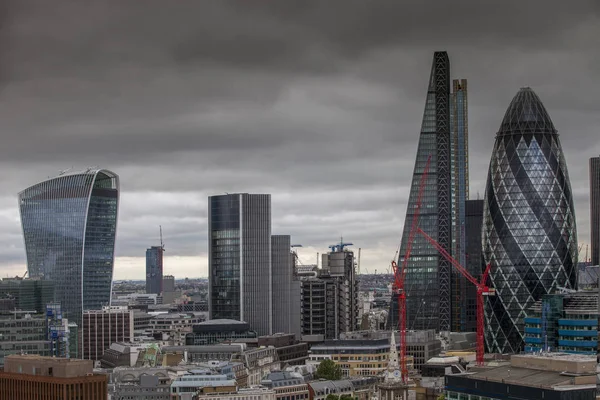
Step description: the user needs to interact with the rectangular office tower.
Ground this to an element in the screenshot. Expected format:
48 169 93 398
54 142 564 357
146 246 164 294
271 235 301 337
388 51 453 332
450 79 470 332
208 193 272 336
591 157 600 265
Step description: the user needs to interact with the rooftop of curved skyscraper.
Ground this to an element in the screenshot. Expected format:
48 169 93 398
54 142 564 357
498 87 557 135
19 168 119 325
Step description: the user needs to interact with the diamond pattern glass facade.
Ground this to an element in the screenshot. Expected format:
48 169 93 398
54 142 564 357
483 88 578 353
19 170 119 326
388 51 452 332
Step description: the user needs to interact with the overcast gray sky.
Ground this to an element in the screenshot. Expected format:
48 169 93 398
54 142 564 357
1 0 599 279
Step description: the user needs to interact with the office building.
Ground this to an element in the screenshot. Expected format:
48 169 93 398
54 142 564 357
450 79 469 332
170 374 237 399
458 200 484 333
261 371 309 400
0 354 108 400
19 169 119 325
389 51 453 332
300 244 359 339
445 353 597 400
163 275 175 292
82 306 134 361
483 88 579 353
0 278 54 313
146 245 165 295
272 235 301 337
0 311 50 366
524 292 597 355
110 367 171 400
591 157 600 265
258 333 309 366
185 319 257 346
208 193 272 335
196 387 277 400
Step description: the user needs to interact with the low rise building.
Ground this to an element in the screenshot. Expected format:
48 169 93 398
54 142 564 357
195 387 276 400
261 371 309 400
82 306 134 361
185 319 257 346
524 292 598 355
0 354 107 400
110 367 171 400
308 380 353 400
232 346 279 386
258 333 309 366
445 353 597 400
309 338 414 377
170 374 236 399
162 344 246 364
0 311 50 366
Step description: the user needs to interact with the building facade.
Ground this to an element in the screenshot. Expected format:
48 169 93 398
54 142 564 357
272 235 301 337
483 88 579 353
208 193 272 335
524 292 597 355
0 355 108 400
459 200 484 333
591 157 600 266
185 319 257 346
19 169 119 325
450 79 469 332
300 246 359 339
146 246 164 295
389 51 453 332
0 278 54 313
82 307 134 361
0 311 50 366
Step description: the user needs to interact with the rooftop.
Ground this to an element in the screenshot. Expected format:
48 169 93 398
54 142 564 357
498 87 557 136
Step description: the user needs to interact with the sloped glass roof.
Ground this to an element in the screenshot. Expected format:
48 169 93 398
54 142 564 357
498 87 557 136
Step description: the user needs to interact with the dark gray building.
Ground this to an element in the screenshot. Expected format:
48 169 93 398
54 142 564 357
185 319 257 346
483 88 579 353
19 169 119 326
146 246 164 295
271 235 301 337
208 193 272 335
591 156 600 265
459 199 484 333
0 278 54 313
389 51 453 332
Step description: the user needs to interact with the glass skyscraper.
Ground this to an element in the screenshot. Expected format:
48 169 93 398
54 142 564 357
483 88 578 353
19 169 119 325
389 51 453 332
450 79 470 332
208 193 272 336
146 246 164 295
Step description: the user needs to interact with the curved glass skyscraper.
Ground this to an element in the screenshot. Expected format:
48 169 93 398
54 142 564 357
483 88 578 353
19 169 119 325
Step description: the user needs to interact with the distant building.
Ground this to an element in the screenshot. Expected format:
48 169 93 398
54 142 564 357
110 367 171 400
163 275 175 292
0 354 108 400
146 245 165 295
19 169 119 326
161 344 245 364
149 312 205 345
0 278 54 313
591 156 600 265
170 374 236 399
461 199 484 333
231 346 280 386
82 306 134 361
445 353 597 400
272 235 302 338
208 193 272 335
301 244 359 339
258 333 309 366
196 387 277 400
185 319 257 346
524 292 598 355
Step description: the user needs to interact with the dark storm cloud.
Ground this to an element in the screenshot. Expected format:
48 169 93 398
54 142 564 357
0 0 598 277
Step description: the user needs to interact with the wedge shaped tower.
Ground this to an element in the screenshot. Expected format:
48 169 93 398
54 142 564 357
388 51 453 331
483 88 578 353
19 169 119 325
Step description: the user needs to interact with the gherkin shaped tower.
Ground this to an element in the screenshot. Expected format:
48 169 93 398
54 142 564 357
483 88 578 353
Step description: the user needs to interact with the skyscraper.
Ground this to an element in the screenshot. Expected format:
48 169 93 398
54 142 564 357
450 78 469 332
389 51 453 332
483 88 578 353
19 169 119 325
271 235 301 337
590 157 600 265
208 193 272 335
146 246 164 295
463 199 484 332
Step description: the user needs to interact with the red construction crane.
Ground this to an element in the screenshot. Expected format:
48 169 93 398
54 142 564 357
391 155 431 383
416 227 494 366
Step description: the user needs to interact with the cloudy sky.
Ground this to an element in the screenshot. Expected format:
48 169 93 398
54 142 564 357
1 1 599 280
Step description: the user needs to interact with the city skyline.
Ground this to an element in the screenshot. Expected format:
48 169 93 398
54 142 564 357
0 1 599 281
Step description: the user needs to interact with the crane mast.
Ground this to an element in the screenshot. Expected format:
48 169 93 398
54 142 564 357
392 154 431 383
